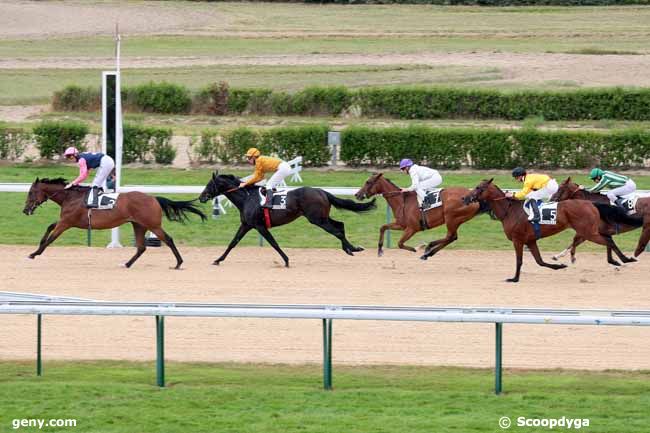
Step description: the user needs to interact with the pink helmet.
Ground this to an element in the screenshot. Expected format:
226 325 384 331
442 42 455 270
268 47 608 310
63 147 78 157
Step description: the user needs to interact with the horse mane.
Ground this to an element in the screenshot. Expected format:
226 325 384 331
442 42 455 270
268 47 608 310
39 177 67 185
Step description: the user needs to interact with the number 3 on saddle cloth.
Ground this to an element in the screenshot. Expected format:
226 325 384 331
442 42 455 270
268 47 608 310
258 189 289 229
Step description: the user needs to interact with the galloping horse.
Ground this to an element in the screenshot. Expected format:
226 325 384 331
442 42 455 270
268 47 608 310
355 173 489 259
550 177 645 263
463 179 632 282
198 172 375 267
23 178 206 269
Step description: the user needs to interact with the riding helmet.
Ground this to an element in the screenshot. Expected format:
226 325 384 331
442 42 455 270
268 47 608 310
511 167 526 178
245 148 261 158
589 168 604 180
399 159 414 170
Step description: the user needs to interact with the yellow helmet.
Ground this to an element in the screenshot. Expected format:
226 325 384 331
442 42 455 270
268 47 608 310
245 147 261 158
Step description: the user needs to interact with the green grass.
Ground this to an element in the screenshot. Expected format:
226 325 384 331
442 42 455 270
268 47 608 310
0 65 504 106
1 361 649 432
2 165 649 251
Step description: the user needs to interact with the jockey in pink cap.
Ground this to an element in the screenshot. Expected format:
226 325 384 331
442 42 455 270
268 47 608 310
399 158 443 208
63 147 115 208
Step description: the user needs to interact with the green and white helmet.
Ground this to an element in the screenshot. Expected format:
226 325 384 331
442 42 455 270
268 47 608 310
589 168 604 180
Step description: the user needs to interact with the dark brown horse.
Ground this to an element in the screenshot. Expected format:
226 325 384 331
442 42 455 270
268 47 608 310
550 177 645 263
355 173 488 259
23 178 206 269
198 172 375 267
463 179 632 282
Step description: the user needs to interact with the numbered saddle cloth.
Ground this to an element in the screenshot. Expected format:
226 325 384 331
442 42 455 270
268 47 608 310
421 188 443 211
258 189 289 210
524 201 559 225
96 193 120 210
616 192 650 215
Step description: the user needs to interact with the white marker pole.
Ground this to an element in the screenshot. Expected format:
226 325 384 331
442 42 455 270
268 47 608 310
108 23 123 248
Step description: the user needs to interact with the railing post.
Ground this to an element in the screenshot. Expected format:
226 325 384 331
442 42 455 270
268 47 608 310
495 322 503 395
322 319 333 390
36 314 42 377
156 315 165 388
385 205 392 248
258 233 264 247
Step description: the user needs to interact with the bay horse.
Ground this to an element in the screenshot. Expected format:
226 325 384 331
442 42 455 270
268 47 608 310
198 172 375 267
463 179 632 282
355 173 489 259
550 177 646 262
23 177 206 269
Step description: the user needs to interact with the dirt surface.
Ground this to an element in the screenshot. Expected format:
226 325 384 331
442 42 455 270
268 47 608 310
2 53 650 88
1 246 649 370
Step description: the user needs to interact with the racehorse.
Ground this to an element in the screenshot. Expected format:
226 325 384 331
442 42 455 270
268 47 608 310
355 173 489 259
198 172 375 267
23 178 206 269
550 177 646 262
463 179 633 282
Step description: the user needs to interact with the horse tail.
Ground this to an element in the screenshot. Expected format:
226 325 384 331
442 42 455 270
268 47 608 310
324 191 376 213
593 203 643 228
155 197 207 223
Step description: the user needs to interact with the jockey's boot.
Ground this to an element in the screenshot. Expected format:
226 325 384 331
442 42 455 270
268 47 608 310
526 199 541 223
86 186 101 208
614 197 625 209
262 188 274 208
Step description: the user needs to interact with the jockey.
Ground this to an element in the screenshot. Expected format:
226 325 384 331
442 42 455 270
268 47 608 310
586 168 636 206
63 147 115 208
506 167 558 223
240 148 292 208
399 159 442 208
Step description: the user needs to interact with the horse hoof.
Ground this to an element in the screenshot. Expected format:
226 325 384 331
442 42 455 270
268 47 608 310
571 257 577 264
378 250 384 257
552 256 558 261
419 255 428 261
356 246 364 252
212 260 221 266
285 263 290 268
27 254 36 260
555 264 568 270
626 257 638 263
609 260 621 267
506 278 519 283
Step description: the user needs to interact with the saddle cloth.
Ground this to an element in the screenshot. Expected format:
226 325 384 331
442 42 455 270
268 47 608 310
258 189 289 210
524 201 559 225
421 188 443 211
615 192 650 215
95 193 120 210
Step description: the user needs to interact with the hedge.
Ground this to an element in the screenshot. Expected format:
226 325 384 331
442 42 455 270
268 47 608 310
0 124 29 160
193 125 331 166
33 121 88 159
340 125 650 169
159 0 650 4
53 84 650 121
123 124 175 164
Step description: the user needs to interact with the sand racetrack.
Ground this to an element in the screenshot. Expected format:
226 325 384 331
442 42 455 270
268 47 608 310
2 245 650 371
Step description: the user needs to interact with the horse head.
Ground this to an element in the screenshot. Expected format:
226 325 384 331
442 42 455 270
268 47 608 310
463 178 497 205
199 171 241 203
355 173 389 200
550 177 580 202
23 177 66 215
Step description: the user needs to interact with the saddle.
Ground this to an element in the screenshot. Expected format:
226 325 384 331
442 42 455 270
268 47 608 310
420 188 443 212
258 189 289 210
84 189 119 210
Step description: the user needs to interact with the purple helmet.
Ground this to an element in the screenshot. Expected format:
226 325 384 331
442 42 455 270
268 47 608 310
399 159 414 170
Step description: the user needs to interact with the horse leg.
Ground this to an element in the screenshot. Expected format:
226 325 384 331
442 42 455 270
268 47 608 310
213 223 252 266
378 222 403 257
397 227 418 253
527 241 567 270
149 227 183 270
633 224 650 257
33 222 57 253
256 226 290 267
307 216 357 255
581 233 623 266
420 229 459 260
506 240 525 283
125 223 147 268
28 222 70 259
605 235 637 264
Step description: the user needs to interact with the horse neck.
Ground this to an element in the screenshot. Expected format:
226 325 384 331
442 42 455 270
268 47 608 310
42 184 70 206
224 187 250 210
376 178 404 211
579 189 608 203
